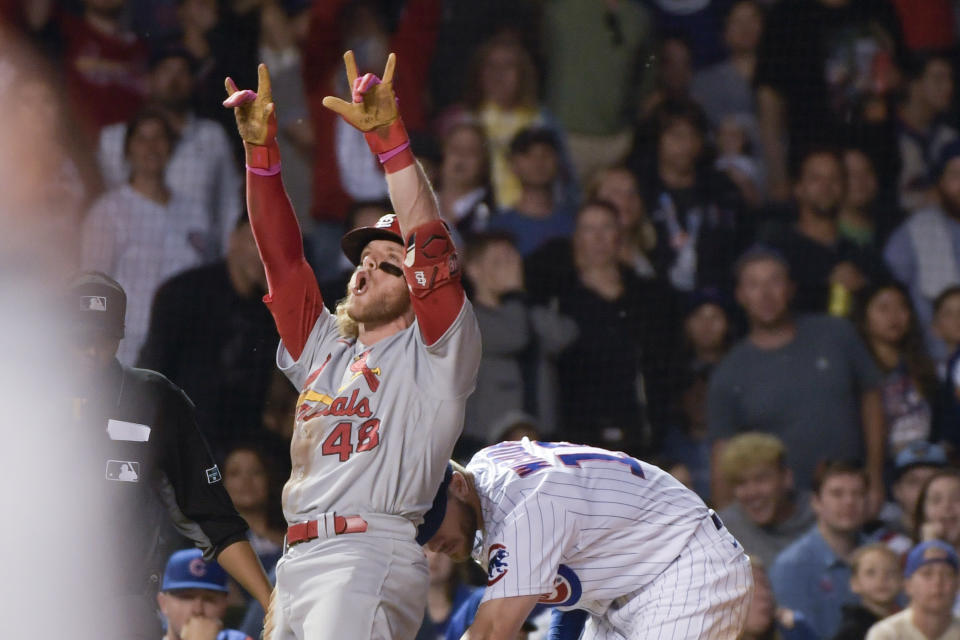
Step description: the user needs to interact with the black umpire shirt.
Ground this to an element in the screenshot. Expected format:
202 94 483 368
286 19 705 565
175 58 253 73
71 358 248 595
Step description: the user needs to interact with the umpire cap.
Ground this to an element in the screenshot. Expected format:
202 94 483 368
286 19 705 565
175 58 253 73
340 214 404 266
67 271 126 339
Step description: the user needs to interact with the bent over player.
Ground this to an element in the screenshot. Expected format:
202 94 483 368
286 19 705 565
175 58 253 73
422 439 753 639
224 52 481 640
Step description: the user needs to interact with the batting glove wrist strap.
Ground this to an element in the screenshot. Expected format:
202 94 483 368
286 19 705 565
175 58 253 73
365 118 414 173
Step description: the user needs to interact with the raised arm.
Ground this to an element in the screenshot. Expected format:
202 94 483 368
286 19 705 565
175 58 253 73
224 64 323 360
323 52 468 346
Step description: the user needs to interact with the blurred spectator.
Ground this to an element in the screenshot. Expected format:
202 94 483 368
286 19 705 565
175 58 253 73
257 0 314 228
879 442 948 540
691 0 764 140
853 282 938 458
755 0 904 202
632 100 746 292
81 108 207 365
3 63 96 270
839 147 900 251
222 445 284 575
659 290 733 493
492 412 541 444
588 166 657 279
896 52 957 212
437 122 496 241
715 115 763 210
889 0 956 52
708 249 884 507
762 147 889 314
489 127 576 256
440 32 576 212
541 0 652 182
415 550 479 640
527 201 677 454
740 558 819 640
639 35 696 118
301 0 440 236
865 540 960 640
936 286 960 441
157 549 253 640
98 46 242 260
717 433 816 569
462 232 577 442
27 0 148 136
137 215 278 456
770 460 870 639
648 1 738 69
832 543 902 640
885 141 960 359
914 470 960 549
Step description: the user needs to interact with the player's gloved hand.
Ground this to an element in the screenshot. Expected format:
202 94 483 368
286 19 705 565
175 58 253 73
322 50 398 132
322 51 413 173
223 64 280 172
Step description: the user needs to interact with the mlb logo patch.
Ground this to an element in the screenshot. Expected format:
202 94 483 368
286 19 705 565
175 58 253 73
206 465 222 484
106 460 140 482
83 296 107 311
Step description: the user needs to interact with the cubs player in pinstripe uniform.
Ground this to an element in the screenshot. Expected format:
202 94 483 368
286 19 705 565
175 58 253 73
421 439 753 639
224 52 481 639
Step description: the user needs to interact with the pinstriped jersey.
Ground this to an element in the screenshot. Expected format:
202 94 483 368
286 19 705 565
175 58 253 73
468 439 711 616
278 301 481 529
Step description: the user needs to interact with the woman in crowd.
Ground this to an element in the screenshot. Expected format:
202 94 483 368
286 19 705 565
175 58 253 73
855 282 938 458
436 122 496 241
914 469 960 549
222 445 285 574
588 166 657 280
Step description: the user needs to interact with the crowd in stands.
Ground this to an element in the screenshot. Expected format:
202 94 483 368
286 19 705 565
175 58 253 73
11 0 960 637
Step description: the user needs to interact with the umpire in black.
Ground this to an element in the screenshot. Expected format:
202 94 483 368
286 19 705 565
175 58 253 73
67 272 272 638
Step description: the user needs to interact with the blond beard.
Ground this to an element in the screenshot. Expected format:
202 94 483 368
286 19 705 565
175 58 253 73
336 283 411 339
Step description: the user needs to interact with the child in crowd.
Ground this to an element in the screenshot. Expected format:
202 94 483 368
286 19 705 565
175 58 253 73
832 544 902 640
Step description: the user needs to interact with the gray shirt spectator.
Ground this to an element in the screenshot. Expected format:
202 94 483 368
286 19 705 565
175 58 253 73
710 314 881 491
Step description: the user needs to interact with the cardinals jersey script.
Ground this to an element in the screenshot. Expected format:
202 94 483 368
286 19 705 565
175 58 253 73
468 438 723 616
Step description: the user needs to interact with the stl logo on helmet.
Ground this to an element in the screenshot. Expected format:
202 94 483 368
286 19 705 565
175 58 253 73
487 544 510 586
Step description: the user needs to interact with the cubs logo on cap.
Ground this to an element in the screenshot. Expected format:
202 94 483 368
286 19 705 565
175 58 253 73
340 214 404 266
161 548 229 593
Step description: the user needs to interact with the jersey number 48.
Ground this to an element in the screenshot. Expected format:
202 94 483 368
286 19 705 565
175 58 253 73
321 419 381 462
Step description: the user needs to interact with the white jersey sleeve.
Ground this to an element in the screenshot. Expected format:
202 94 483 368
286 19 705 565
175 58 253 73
479 486 574 603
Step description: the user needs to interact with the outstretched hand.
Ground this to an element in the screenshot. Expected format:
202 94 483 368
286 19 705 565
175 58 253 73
322 51 399 132
223 63 277 146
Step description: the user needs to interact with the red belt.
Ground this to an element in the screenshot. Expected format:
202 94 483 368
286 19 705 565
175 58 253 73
286 514 368 546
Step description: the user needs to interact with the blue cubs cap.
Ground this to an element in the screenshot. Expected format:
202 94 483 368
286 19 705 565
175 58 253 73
162 549 229 593
416 463 453 545
894 441 947 479
905 540 960 578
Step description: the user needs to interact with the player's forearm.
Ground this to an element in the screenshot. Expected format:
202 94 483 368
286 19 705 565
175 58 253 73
216 539 273 610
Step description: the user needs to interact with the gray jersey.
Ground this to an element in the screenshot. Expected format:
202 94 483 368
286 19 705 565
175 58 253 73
278 302 481 529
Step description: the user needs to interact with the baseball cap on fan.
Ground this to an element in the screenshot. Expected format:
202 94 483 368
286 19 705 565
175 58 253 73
161 548 229 593
67 271 126 339
341 213 405 266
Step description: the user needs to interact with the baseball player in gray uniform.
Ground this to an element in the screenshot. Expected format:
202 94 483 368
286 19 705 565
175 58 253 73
224 52 481 639
421 439 753 639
